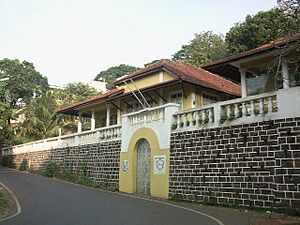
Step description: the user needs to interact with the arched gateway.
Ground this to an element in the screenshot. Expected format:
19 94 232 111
136 139 151 194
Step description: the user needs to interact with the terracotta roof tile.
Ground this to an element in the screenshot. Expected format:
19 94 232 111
58 88 124 113
115 59 240 96
203 33 300 68
59 59 241 114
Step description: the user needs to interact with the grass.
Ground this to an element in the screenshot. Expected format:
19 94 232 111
39 162 117 192
0 192 8 216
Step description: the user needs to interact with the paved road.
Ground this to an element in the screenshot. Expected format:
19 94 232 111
0 169 235 225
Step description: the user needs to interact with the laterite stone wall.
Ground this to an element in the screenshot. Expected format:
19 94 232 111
169 117 300 208
12 140 121 189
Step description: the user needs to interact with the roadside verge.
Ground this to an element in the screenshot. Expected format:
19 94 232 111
0 182 21 222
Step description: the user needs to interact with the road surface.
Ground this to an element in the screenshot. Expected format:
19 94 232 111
0 168 240 225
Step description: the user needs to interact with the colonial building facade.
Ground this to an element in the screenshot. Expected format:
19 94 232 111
2 34 300 208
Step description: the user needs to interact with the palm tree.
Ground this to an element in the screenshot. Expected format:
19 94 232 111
17 91 61 142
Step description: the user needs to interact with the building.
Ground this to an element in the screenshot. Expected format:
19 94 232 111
2 34 300 208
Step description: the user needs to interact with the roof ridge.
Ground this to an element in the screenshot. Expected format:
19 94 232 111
174 60 239 85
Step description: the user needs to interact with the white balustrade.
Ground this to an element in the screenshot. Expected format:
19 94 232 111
172 89 287 131
220 92 277 120
173 106 214 130
2 124 122 155
126 105 166 126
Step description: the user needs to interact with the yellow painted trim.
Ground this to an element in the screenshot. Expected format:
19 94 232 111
119 127 169 199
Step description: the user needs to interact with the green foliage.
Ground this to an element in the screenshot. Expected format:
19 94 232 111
179 121 184 128
186 120 190 127
0 192 8 215
172 31 229 67
171 122 178 130
204 113 210 124
0 58 48 106
144 60 160 67
228 112 236 121
41 162 61 178
39 161 116 191
55 82 99 107
254 108 260 115
192 119 196 126
0 102 13 144
94 64 139 86
19 159 28 171
1 155 15 168
17 91 61 142
219 114 228 124
225 8 299 54
198 118 203 125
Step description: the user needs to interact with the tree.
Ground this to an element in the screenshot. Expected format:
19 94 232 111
55 82 99 107
50 82 99 135
172 31 228 67
0 59 48 107
225 8 299 54
0 102 13 144
17 91 61 142
94 64 139 87
144 60 160 68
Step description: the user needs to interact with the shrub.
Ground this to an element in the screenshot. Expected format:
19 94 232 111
186 120 190 127
254 108 260 115
41 162 60 178
219 114 228 124
228 112 235 121
192 119 196 126
1 155 15 168
171 122 178 130
19 159 28 171
198 118 203 125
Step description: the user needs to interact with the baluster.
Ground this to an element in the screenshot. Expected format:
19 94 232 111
183 113 187 127
227 105 231 118
160 110 164 121
202 110 206 122
195 111 199 126
268 96 273 113
234 104 239 118
177 114 181 129
259 98 264 114
251 100 255 116
208 108 212 123
242 102 247 117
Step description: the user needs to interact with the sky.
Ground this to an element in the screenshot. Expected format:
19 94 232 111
0 0 277 86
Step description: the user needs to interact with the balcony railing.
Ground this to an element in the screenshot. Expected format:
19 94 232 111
2 124 122 155
172 87 300 132
2 87 300 155
125 105 166 126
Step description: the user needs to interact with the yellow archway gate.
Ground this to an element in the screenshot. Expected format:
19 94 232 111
119 127 170 199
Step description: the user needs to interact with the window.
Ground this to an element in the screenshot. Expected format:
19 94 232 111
289 62 300 87
203 93 218 106
170 91 183 109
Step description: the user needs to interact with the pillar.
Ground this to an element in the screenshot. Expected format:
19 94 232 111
239 68 247 98
91 110 95 130
77 112 82 133
106 106 111 126
158 89 164 106
117 109 121 124
191 86 196 108
281 58 289 89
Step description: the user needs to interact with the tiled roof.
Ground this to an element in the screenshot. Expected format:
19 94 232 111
203 33 300 68
115 59 241 96
58 88 124 114
58 60 241 114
